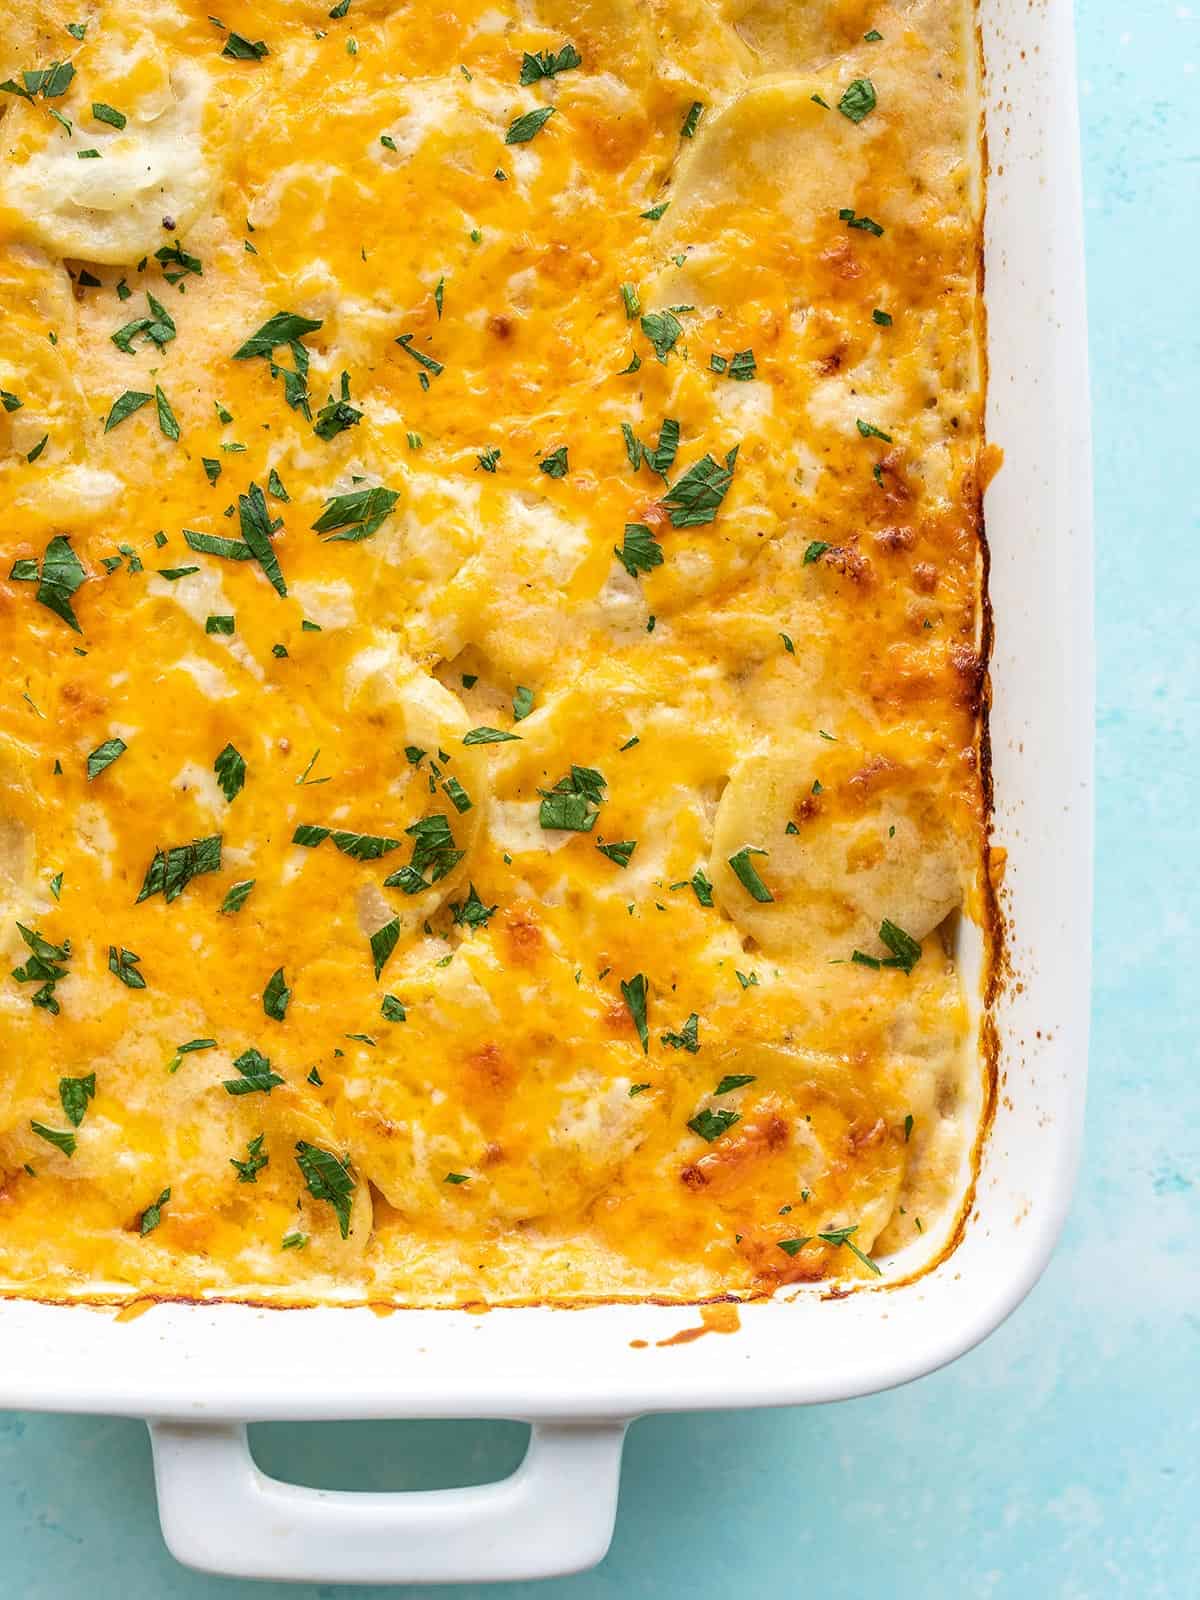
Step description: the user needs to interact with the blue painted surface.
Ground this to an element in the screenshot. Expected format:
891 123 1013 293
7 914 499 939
2 4 1196 1595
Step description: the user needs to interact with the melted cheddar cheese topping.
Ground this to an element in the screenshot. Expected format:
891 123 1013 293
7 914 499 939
0 0 988 1304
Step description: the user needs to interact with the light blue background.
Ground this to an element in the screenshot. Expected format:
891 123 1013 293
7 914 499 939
3 4 1196 1595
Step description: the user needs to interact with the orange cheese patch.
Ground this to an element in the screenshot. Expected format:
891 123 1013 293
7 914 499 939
0 0 988 1305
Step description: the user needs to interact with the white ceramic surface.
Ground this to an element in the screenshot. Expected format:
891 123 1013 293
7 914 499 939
0 0 1092 1582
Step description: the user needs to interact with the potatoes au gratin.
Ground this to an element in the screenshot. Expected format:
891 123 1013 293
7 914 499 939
0 0 992 1305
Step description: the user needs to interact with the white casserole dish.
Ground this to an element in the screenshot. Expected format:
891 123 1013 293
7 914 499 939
0 0 1092 1582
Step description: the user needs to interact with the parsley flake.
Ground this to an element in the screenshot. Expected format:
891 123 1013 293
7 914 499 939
620 973 649 1053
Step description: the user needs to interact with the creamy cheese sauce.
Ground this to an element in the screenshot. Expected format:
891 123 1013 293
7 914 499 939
0 0 989 1304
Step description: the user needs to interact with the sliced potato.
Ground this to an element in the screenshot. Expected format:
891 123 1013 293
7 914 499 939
723 0 908 72
0 30 212 264
530 0 655 77
646 76 874 313
709 732 964 961
671 1040 908 1253
341 642 486 935
335 934 672 1229
0 244 84 465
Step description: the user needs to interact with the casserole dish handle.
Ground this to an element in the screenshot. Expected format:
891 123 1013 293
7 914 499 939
148 1417 628 1583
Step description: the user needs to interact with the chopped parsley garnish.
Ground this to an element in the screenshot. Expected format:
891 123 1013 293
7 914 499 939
86 737 126 781
727 846 774 902
687 1107 739 1142
614 523 662 578
680 100 703 138
104 390 152 432
865 29 884 41
780 633 794 653
539 766 605 831
476 447 501 473
156 240 202 284
689 868 714 907
640 308 684 363
837 78 877 122
233 311 321 414
661 447 738 528
519 43 581 83
852 919 923 974
91 100 125 129
135 834 222 903
223 1047 284 1096
292 825 401 858
112 294 176 354
139 1187 170 1235
442 776 472 813
231 1133 268 1183
1 390 22 412
539 445 568 478
312 485 399 542
735 969 758 989
640 201 669 221
19 536 84 630
804 540 830 564
263 967 291 1020
222 32 269 60
214 742 246 801
59 1073 95 1127
839 208 885 236
394 333 443 386
597 839 636 868
873 308 893 326
856 418 893 442
661 1013 699 1053
295 751 329 789
623 416 678 479
30 1121 75 1158
463 725 520 745
815 1223 882 1276
620 282 641 320
620 973 649 1053
281 1231 308 1250
370 919 400 977
167 1038 216 1073
505 106 556 144
295 1141 355 1238
1 61 75 101
108 946 146 989
313 370 363 440
206 614 235 635
904 1113 914 1142
11 924 71 1013
382 814 464 893
714 1073 755 1095
237 481 287 594
629 1083 650 1097
380 994 407 1022
710 350 756 381
512 685 534 721
450 884 496 928
220 879 255 914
